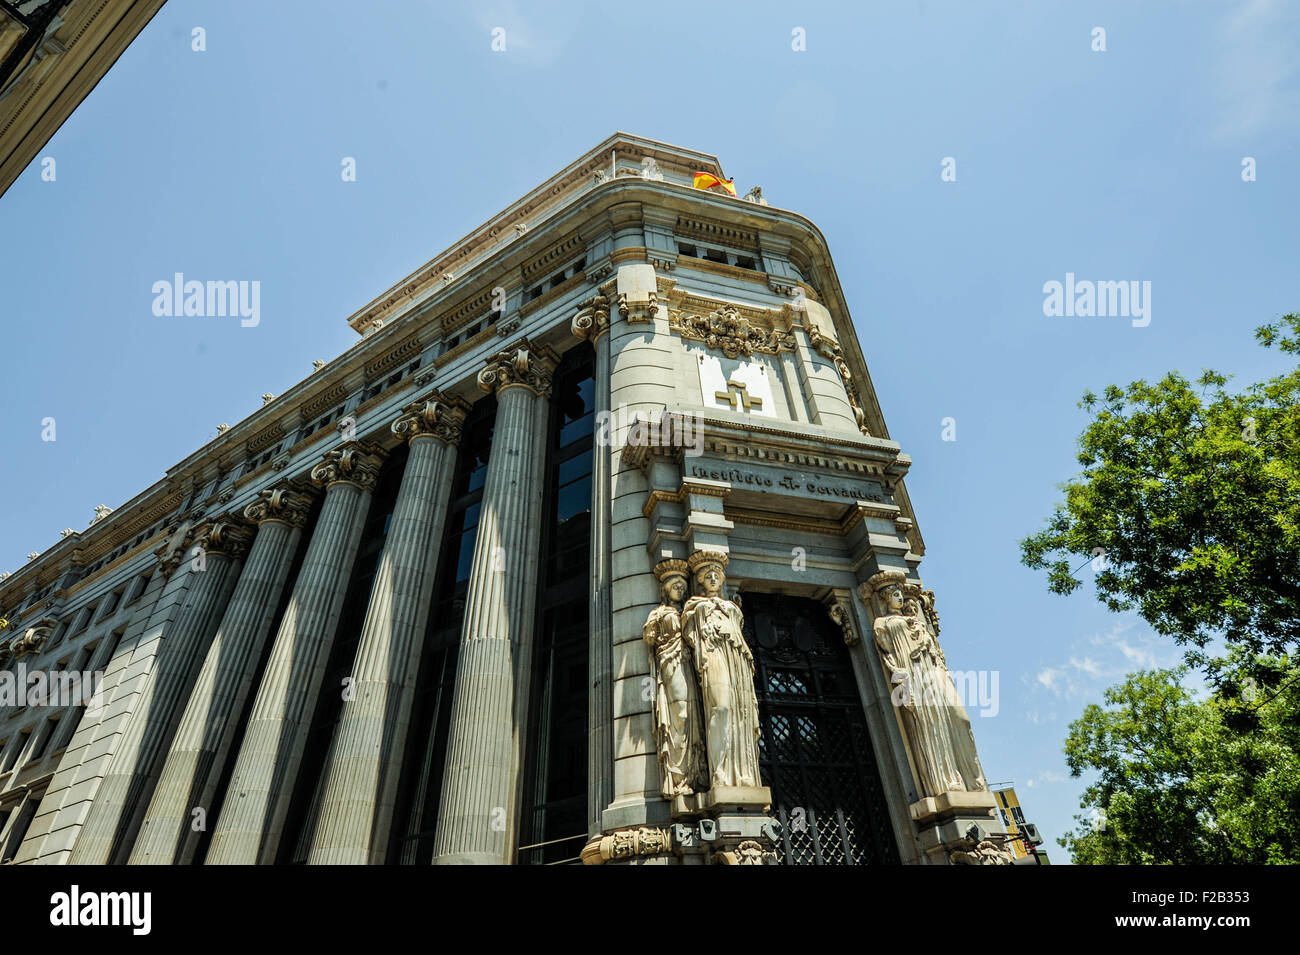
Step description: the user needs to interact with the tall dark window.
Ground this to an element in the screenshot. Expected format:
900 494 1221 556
279 444 409 863
389 394 497 864
518 346 593 865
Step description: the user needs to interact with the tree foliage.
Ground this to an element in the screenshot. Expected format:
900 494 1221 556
1021 314 1300 687
1024 314 1300 864
1060 664 1300 864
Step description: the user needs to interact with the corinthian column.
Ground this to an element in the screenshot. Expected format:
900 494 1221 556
573 296 613 837
128 484 313 864
431 340 557 865
69 517 254 864
306 394 467 864
205 442 385 865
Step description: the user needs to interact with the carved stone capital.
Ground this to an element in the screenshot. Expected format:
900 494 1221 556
191 517 255 560
580 826 673 865
390 391 470 446
8 617 57 658
243 485 313 528
310 442 386 492
476 340 559 398
570 294 611 343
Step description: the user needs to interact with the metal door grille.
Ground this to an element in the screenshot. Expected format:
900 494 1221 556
744 593 899 865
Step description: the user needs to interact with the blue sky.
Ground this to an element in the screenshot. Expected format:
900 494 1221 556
2 0 1298 860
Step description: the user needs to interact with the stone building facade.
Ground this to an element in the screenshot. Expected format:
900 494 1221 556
0 134 1006 865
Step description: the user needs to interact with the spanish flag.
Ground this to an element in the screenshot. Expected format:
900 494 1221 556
693 172 737 197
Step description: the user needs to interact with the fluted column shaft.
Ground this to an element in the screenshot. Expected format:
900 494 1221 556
432 342 556 865
573 298 614 838
128 485 311 864
306 396 466 864
68 518 253 864
205 443 384 865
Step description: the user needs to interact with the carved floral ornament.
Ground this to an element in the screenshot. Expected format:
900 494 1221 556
391 391 470 446
669 303 793 359
476 340 559 398
310 443 386 492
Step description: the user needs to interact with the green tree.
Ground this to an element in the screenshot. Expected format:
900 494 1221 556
1021 313 1300 688
1060 664 1300 864
1024 313 1300 863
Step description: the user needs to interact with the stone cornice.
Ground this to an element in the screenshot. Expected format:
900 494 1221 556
346 134 726 335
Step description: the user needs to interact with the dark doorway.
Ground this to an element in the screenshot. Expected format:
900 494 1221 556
742 592 900 865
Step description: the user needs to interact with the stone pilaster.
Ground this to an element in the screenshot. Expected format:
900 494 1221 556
431 341 556 865
305 394 467 864
204 442 385 864
67 517 254 864
573 297 614 838
127 484 312 864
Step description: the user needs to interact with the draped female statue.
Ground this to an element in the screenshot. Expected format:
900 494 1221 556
643 560 706 797
680 551 763 791
862 571 985 797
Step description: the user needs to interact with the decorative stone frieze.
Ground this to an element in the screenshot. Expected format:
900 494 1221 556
580 826 673 865
669 303 793 358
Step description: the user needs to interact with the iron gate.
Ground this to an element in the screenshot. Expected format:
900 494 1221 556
743 592 900 865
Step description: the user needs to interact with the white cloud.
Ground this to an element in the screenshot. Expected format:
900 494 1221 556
1069 656 1103 677
1024 769 1067 789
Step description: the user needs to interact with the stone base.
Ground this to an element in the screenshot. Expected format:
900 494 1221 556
908 790 1008 865
698 785 772 813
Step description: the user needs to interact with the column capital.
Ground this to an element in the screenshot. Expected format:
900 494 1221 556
243 484 314 528
310 442 386 492
192 516 256 560
477 339 559 398
570 294 611 344
391 391 471 446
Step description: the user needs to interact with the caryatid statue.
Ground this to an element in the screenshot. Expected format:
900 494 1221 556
861 571 986 797
643 560 706 798
681 551 763 791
